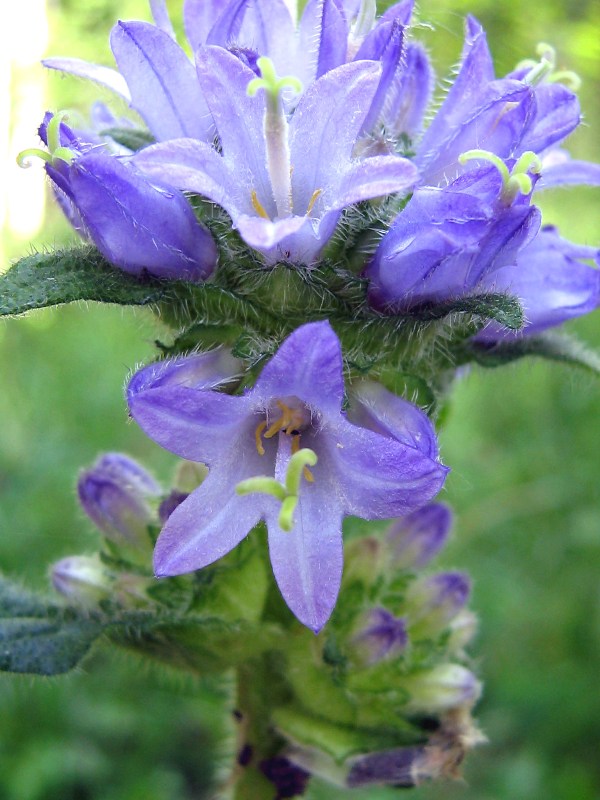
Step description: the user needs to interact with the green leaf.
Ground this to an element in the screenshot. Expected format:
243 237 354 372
469 331 600 374
0 246 171 317
0 614 104 676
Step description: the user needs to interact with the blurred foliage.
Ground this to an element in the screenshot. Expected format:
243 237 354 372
1 0 599 798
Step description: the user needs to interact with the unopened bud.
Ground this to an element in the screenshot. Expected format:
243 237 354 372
405 572 471 637
386 504 452 571
350 608 408 667
78 453 161 551
51 555 112 607
402 664 481 714
447 610 478 654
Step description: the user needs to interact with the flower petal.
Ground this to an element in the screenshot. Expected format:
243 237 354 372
42 58 131 101
289 60 380 211
324 154 417 212
149 0 176 39
251 321 345 415
183 0 224 49
128 377 254 465
538 159 600 189
266 433 343 632
110 21 213 141
154 467 266 576
322 417 448 519
134 138 246 219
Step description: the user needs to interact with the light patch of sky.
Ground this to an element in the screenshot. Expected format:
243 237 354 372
1 0 48 269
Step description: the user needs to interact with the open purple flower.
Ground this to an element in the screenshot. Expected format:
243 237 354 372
133 48 416 265
127 322 447 632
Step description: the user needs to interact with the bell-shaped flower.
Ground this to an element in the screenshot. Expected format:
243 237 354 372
21 113 218 281
127 321 448 632
475 225 600 341
416 17 581 187
134 48 417 265
366 160 541 310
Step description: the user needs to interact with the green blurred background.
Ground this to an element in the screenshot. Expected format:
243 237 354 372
1 1 599 798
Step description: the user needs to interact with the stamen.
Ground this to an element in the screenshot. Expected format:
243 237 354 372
305 189 322 217
255 420 267 455
251 190 270 219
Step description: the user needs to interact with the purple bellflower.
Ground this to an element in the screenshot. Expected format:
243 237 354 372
366 160 542 310
127 322 448 632
385 503 453 571
134 48 417 265
20 113 217 281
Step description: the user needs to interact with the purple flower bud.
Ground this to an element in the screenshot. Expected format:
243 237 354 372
78 453 161 551
386 503 452 570
402 664 481 714
406 572 471 636
51 555 112 607
350 608 408 666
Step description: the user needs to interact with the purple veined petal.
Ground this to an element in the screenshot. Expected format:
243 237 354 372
127 348 243 396
184 0 228 50
347 381 440 460
235 214 312 252
149 0 176 40
289 60 380 212
357 21 404 136
476 227 600 340
417 81 534 186
251 321 345 416
321 416 448 520
311 0 349 79
110 21 213 141
266 432 344 632
537 159 600 189
205 0 249 46
324 155 417 212
128 378 254 465
195 46 273 212
42 58 132 101
134 138 247 219
66 152 217 281
416 15 495 163
378 0 413 26
516 83 580 156
233 0 298 75
153 464 267 577
382 42 434 139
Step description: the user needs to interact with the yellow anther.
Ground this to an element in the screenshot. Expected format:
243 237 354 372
251 190 270 219
303 466 314 483
255 420 267 456
305 188 322 217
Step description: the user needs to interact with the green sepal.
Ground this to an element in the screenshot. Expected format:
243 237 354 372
405 292 524 330
0 246 171 316
99 126 155 151
467 330 600 374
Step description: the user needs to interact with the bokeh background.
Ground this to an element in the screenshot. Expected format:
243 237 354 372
1 1 599 798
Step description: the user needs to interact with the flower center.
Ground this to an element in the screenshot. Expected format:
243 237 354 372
255 398 313 481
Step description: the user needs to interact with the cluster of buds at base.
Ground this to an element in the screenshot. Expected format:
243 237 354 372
50 554 153 609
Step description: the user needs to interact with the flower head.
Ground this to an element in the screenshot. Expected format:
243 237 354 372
127 322 447 631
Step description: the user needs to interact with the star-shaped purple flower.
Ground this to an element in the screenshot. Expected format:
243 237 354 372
127 322 447 631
